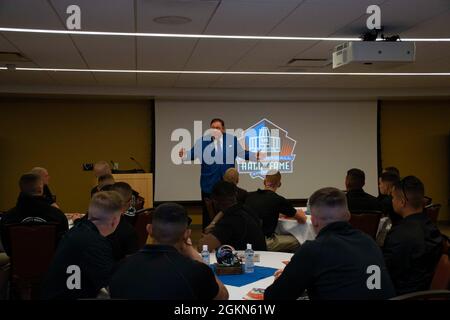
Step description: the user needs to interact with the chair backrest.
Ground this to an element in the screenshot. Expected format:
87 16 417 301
430 254 450 290
133 209 153 247
349 213 382 239
425 204 441 223
6 223 57 299
7 223 57 279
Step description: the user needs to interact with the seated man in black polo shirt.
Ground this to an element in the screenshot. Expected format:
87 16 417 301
91 174 115 197
90 161 112 196
107 182 139 261
345 168 381 213
244 171 306 252
264 187 395 300
223 168 248 204
382 176 443 295
41 191 122 300
109 202 228 300
30 167 59 208
198 181 266 252
0 173 68 256
377 171 401 225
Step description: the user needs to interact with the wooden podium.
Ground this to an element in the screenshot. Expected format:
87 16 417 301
112 173 153 209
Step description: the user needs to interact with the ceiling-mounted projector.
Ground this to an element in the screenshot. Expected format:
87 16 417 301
332 41 415 69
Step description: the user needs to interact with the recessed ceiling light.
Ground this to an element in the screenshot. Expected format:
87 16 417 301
153 16 192 25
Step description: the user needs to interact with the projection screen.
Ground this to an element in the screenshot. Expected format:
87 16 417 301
154 100 378 201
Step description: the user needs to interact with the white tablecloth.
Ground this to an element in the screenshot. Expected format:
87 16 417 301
211 251 293 300
275 207 316 245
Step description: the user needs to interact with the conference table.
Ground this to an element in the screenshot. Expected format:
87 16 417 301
210 251 293 300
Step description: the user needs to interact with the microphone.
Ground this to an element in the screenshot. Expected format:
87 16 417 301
130 157 145 173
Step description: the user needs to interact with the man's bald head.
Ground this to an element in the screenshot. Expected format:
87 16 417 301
94 161 112 178
223 168 239 185
31 167 49 185
309 187 350 233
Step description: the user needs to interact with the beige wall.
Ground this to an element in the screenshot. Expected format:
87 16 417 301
380 100 450 221
0 97 152 213
1 97 449 223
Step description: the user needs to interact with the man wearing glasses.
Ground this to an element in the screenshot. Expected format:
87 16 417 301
382 176 443 295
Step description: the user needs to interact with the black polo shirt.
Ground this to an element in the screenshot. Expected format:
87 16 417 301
244 189 296 237
109 244 219 300
383 212 443 295
0 193 68 256
211 204 267 251
377 194 402 225
107 218 139 261
346 188 382 213
43 184 56 205
264 221 395 300
41 219 115 300
236 186 248 204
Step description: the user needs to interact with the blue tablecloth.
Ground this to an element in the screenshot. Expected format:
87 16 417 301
214 266 278 287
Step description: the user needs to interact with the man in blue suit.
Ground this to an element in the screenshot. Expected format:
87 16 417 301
179 118 257 229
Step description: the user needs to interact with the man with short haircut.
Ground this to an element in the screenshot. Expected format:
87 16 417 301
0 173 68 256
41 191 122 300
223 168 248 204
377 171 401 225
264 187 395 300
91 174 115 197
109 203 228 300
108 182 139 260
30 167 58 207
383 166 400 177
244 171 306 252
90 161 112 196
382 176 443 295
198 181 266 252
345 168 381 213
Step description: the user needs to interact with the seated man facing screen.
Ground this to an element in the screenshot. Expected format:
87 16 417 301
382 176 443 295
223 168 248 204
41 191 122 300
0 173 68 256
90 160 113 197
244 170 306 252
377 171 401 225
30 167 58 208
103 182 140 261
345 168 381 213
199 181 266 252
109 202 228 300
264 187 395 300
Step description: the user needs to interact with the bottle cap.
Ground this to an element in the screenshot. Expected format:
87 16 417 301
202 245 208 251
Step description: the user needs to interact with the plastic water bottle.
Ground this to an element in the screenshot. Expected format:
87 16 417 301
201 245 210 265
244 243 254 273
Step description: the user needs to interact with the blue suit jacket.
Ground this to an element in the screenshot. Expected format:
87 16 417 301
187 133 251 194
